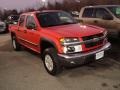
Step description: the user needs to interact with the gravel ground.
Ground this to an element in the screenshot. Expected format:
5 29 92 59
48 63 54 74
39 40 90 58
0 33 120 90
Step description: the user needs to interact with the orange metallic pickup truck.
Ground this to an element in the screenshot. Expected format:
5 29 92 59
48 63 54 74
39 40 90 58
9 10 111 75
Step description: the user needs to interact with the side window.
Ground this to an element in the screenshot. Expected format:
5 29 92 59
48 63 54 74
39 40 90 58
19 15 25 27
26 15 36 30
95 8 111 18
82 8 94 18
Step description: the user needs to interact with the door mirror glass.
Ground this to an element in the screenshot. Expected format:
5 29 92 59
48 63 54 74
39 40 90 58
102 14 113 20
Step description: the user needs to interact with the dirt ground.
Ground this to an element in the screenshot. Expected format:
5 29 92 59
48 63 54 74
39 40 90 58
0 33 120 90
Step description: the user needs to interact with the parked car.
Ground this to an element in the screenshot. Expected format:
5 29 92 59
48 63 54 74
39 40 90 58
79 5 120 37
9 10 111 75
7 15 19 24
4 15 19 33
0 19 7 33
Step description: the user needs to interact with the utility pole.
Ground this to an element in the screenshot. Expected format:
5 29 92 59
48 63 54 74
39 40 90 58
42 0 46 8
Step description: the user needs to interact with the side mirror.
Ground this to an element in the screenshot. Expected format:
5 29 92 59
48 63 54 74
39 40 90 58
102 14 113 20
27 23 36 29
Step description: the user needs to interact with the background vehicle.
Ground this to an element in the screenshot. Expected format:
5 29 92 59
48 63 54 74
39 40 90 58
0 19 7 33
79 5 120 37
9 10 111 75
4 15 19 33
7 15 19 24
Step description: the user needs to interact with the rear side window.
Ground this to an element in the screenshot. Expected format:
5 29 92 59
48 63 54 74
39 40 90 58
82 8 94 18
19 15 25 27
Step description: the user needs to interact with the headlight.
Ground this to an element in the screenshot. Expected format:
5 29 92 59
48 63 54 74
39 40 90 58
60 38 80 45
60 38 82 53
103 30 107 37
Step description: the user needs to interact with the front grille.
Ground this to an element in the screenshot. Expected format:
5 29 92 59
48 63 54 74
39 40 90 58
85 39 103 48
82 33 104 48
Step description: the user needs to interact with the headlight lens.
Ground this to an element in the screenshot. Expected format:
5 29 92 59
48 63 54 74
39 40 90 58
103 30 107 37
60 38 80 45
60 38 82 53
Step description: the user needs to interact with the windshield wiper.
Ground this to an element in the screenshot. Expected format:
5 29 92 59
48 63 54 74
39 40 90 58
57 22 77 26
42 22 77 27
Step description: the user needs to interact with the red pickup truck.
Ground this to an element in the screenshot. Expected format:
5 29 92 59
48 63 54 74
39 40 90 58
9 10 111 75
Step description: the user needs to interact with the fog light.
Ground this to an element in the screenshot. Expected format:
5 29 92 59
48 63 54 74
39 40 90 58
63 45 82 53
67 46 75 52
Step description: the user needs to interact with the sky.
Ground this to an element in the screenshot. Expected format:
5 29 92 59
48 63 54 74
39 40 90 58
0 0 60 10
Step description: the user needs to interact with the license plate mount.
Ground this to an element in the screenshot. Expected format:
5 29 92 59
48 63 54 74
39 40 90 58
95 51 104 60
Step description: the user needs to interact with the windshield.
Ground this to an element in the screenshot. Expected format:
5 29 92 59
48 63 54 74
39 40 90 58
36 11 77 27
108 6 120 18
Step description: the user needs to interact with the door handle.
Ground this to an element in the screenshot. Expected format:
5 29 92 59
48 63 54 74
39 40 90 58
24 30 27 33
17 29 20 31
94 20 98 23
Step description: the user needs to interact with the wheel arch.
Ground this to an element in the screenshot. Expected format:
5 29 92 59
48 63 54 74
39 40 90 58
11 32 16 38
40 38 58 55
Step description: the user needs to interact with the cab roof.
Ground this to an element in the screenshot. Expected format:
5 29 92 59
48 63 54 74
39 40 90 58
22 10 63 15
84 5 120 8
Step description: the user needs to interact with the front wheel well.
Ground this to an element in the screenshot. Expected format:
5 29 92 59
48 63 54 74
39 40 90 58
11 32 16 38
40 40 57 55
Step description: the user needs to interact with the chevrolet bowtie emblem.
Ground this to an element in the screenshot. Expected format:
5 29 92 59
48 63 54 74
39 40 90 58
93 38 99 42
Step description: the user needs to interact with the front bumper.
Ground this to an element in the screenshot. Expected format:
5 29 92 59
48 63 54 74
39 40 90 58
58 42 111 66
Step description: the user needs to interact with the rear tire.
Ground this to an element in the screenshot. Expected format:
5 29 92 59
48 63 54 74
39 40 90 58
43 48 62 76
12 36 21 51
118 32 120 38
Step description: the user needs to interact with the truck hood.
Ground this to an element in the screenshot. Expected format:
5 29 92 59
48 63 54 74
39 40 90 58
44 24 105 38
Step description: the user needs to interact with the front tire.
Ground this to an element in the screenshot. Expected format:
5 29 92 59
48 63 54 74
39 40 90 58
43 48 62 76
12 36 21 51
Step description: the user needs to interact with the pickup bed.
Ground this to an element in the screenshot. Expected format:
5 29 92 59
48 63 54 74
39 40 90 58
9 10 111 75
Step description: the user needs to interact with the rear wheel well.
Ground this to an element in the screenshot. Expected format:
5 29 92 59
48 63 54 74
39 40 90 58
119 31 120 37
40 40 57 55
11 32 16 38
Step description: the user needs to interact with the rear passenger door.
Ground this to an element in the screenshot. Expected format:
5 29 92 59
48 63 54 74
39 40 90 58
17 15 26 43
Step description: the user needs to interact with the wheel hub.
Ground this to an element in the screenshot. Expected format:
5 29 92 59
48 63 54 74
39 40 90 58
45 55 54 71
12 39 16 49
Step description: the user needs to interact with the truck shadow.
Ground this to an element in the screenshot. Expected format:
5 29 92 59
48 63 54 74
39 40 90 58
107 37 120 62
59 57 120 77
